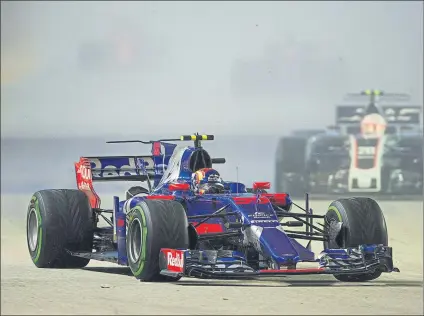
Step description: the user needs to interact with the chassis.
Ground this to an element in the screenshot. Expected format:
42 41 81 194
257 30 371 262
27 134 399 282
76 192 397 280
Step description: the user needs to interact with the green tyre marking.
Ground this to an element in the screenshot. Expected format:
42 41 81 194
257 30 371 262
131 206 148 277
328 205 342 222
30 195 43 263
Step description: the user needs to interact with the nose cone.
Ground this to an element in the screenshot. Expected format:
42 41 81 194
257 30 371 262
259 226 315 265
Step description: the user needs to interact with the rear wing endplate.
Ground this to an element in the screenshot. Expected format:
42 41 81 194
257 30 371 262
74 155 157 208
75 158 101 208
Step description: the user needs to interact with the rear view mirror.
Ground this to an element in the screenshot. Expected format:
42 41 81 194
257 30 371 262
211 158 226 164
252 182 271 190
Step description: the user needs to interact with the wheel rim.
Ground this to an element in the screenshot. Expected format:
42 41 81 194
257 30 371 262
128 218 142 263
27 208 39 252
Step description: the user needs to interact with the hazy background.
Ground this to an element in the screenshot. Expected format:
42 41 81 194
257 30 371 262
1 1 423 194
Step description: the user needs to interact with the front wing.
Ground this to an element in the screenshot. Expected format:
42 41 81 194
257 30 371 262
159 245 399 279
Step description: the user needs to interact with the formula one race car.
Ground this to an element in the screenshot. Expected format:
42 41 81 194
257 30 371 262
26 134 399 282
275 90 423 197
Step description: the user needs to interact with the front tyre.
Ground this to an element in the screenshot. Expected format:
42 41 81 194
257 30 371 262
126 199 189 282
324 197 388 282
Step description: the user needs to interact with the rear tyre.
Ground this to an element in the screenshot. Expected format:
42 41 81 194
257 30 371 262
126 199 189 282
26 189 94 268
324 197 388 282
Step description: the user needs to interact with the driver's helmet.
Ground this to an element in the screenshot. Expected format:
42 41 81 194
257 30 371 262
360 113 387 138
192 168 225 194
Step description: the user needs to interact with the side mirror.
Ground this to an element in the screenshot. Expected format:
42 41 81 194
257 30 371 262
211 158 226 164
252 182 271 190
169 183 190 191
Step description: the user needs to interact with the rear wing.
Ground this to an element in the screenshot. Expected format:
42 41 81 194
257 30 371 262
336 90 422 134
336 105 422 125
336 105 366 124
85 155 156 181
381 106 422 124
338 90 419 121
74 155 161 208
74 134 225 207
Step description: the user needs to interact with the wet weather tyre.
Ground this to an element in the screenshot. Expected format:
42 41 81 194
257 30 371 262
324 197 388 282
126 199 189 282
26 189 94 268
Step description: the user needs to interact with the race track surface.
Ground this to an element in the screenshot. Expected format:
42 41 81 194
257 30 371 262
1 194 423 315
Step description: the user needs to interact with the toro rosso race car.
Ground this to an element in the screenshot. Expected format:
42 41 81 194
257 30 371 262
275 90 423 197
26 134 399 282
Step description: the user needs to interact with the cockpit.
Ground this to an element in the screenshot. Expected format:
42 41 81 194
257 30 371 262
189 148 212 172
155 146 214 189
154 146 247 194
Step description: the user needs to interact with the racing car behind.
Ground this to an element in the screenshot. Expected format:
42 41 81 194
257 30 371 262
275 90 423 197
